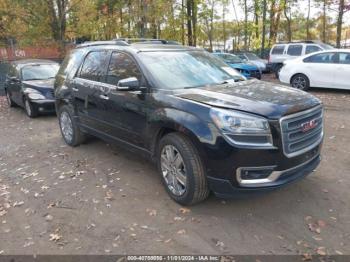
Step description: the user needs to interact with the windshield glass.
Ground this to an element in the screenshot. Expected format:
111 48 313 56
21 64 59 81
216 53 242 63
245 53 260 60
139 51 244 89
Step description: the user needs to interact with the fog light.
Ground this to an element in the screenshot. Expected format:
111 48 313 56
240 168 274 180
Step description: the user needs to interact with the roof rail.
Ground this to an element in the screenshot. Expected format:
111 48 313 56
76 40 130 48
113 38 180 45
276 40 323 44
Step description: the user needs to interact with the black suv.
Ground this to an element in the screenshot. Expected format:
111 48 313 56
54 40 323 205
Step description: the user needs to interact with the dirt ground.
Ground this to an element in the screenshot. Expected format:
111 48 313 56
0 76 349 256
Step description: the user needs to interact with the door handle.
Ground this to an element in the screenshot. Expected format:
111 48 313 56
72 87 79 92
99 94 109 100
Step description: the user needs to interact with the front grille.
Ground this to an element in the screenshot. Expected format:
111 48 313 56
280 105 323 157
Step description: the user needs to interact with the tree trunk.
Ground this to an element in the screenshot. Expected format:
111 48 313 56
192 0 197 46
181 0 185 45
269 0 276 46
283 0 292 42
254 0 259 39
336 0 345 48
306 0 311 40
223 2 226 51
322 0 326 42
186 0 193 46
244 0 248 50
261 0 267 57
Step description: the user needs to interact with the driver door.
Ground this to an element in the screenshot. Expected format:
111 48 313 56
100 51 148 149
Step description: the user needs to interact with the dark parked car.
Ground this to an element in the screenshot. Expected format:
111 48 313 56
4 59 59 117
55 41 323 205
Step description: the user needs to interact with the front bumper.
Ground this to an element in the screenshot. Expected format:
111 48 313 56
208 154 321 198
31 99 56 113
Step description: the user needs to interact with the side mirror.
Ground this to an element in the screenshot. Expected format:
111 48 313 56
117 77 139 90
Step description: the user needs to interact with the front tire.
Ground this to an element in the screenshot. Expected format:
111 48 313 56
24 98 38 118
157 133 209 205
291 74 310 91
58 105 86 146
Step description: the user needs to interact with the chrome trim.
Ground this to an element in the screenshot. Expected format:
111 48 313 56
279 105 324 158
236 155 319 187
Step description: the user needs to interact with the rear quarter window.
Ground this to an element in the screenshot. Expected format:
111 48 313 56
271 45 285 55
58 49 85 78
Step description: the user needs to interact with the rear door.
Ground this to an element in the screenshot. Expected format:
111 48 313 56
334 52 350 90
303 52 337 88
72 50 110 131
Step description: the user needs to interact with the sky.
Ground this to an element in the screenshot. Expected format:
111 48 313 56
223 0 350 25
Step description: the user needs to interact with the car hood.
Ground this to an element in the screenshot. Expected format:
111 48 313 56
173 79 321 119
22 79 55 91
227 63 258 71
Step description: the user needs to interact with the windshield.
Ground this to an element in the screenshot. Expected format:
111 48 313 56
139 51 244 89
245 53 260 60
21 64 59 81
215 53 242 63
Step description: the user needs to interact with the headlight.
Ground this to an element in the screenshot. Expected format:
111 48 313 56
24 88 45 100
210 108 274 148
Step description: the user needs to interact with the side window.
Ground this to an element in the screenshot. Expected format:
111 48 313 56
106 52 142 86
271 45 285 55
338 53 350 65
287 45 302 56
303 52 336 64
79 51 109 82
305 45 322 54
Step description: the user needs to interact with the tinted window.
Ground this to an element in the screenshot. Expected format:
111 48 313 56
271 45 285 55
304 52 336 63
287 45 302 56
79 51 109 82
338 53 350 64
106 52 142 85
305 45 322 54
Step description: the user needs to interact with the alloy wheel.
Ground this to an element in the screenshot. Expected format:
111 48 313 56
292 76 307 90
60 111 74 143
160 145 187 196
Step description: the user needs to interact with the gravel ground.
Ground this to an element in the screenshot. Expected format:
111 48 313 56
0 77 349 257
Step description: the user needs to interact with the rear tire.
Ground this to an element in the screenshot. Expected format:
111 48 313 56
157 132 209 205
274 64 283 79
58 105 86 147
291 74 310 91
24 97 38 118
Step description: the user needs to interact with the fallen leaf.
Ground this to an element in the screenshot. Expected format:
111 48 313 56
177 229 186 235
302 253 312 261
179 208 191 214
316 247 326 256
49 233 62 242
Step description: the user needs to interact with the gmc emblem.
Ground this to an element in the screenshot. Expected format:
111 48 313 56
301 119 318 132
